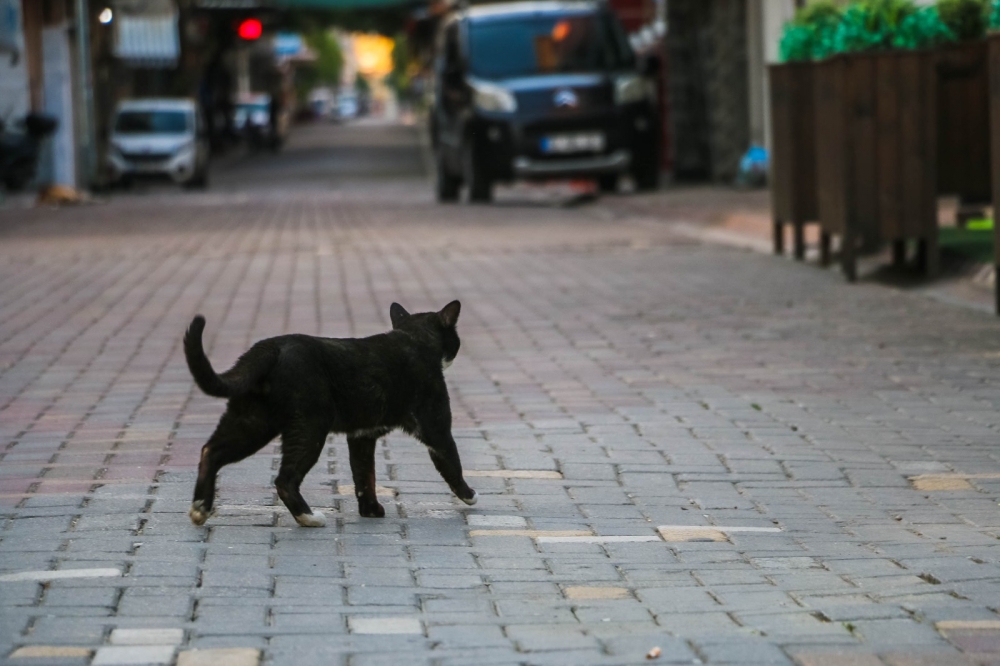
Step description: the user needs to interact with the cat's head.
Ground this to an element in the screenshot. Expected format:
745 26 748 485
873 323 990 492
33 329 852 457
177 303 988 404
390 301 461 370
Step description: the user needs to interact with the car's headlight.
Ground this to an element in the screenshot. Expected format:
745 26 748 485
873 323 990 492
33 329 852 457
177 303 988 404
471 80 517 113
615 74 653 105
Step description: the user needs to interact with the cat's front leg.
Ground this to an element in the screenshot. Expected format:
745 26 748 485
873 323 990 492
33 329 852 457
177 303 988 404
347 435 385 518
416 426 478 506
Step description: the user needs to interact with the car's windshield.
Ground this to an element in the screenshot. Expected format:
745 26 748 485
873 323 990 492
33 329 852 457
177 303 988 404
468 13 633 80
115 110 189 134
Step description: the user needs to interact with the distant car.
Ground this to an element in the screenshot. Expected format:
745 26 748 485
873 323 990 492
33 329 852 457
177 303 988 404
233 94 288 151
106 99 209 188
431 1 661 203
309 88 336 119
233 94 273 150
233 95 271 133
337 93 359 120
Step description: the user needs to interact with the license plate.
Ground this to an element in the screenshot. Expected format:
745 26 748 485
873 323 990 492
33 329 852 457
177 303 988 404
540 132 605 154
135 163 165 173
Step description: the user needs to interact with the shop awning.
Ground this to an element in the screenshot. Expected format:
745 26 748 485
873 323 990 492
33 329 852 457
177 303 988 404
114 14 180 68
275 0 420 9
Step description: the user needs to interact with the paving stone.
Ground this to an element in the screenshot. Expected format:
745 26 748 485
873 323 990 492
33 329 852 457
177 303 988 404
176 648 260 666
91 645 176 665
348 617 423 635
8 646 93 658
466 515 528 528
0 568 121 583
791 652 883 666
464 470 563 479
563 586 630 600
695 639 795 664
109 629 184 646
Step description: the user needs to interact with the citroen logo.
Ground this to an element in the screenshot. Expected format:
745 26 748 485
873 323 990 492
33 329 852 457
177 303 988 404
554 89 579 108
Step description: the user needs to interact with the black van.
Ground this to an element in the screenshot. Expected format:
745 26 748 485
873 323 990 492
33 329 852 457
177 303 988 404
430 1 661 203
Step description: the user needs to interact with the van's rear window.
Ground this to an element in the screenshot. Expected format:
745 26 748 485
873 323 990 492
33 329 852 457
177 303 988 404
468 13 633 80
115 111 189 134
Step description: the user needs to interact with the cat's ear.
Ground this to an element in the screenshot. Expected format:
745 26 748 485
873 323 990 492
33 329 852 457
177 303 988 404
439 300 461 328
390 302 410 329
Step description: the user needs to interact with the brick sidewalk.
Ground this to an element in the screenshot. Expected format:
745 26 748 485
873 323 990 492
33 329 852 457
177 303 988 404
597 186 995 314
1 126 1000 665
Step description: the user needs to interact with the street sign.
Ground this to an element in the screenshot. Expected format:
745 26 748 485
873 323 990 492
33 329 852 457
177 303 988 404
274 32 303 57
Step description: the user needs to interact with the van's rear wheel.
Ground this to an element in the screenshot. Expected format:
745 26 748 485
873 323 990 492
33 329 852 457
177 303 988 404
436 149 461 203
185 168 209 190
463 142 493 203
597 174 619 193
631 143 660 192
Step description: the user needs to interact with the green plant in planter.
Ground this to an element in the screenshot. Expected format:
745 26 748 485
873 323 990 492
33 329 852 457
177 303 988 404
988 0 1000 29
893 5 957 49
937 0 988 40
833 0 917 53
779 1 844 62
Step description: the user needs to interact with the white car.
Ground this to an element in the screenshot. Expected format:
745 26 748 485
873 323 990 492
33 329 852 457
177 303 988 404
106 99 209 188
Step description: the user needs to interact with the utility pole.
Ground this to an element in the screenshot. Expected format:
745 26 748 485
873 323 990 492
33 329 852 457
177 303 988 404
74 0 97 190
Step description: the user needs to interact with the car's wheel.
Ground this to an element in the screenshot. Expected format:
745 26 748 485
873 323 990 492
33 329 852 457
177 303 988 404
185 167 209 190
435 149 461 203
463 142 493 204
3 168 30 191
597 174 619 193
631 143 660 192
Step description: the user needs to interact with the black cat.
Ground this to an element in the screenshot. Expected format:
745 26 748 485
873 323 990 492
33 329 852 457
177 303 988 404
183 301 477 527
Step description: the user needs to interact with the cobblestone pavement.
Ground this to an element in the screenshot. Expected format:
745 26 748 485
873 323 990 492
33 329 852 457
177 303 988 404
2 122 1000 666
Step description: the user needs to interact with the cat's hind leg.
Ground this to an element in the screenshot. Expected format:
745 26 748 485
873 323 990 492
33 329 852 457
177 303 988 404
347 435 385 518
276 422 328 527
191 401 278 526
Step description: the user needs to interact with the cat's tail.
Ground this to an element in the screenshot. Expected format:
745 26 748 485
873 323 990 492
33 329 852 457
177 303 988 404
184 316 278 398
185 316 231 397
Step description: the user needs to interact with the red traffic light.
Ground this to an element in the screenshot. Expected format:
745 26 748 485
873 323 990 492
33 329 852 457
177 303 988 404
237 18 262 40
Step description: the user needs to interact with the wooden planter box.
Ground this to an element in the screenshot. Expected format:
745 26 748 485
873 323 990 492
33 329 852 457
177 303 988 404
937 41 991 206
814 51 937 281
814 54 879 281
768 63 819 260
988 35 1000 314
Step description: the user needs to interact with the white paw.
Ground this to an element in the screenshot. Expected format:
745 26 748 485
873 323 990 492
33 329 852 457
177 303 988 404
189 501 209 526
460 490 479 506
295 510 327 527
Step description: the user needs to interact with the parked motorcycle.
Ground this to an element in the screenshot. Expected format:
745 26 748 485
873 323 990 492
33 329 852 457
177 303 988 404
0 113 59 191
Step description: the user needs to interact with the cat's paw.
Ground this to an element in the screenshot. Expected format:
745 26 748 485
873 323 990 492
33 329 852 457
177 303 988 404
294 510 327 528
460 490 479 506
359 501 386 518
189 500 210 526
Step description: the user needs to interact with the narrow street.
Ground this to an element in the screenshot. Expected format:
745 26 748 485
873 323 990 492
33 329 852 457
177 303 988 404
1 120 999 666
